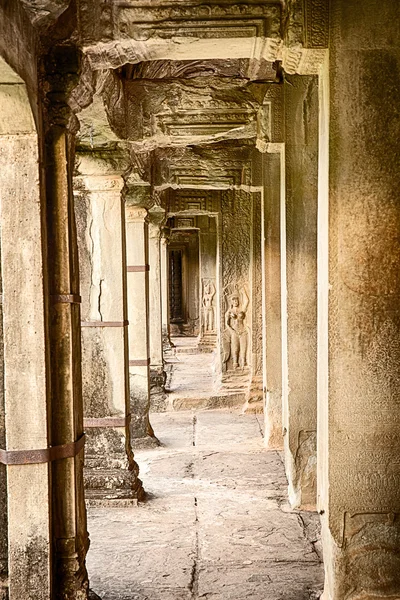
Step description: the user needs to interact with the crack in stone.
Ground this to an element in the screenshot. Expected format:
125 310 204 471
254 413 264 438
192 414 197 447
189 496 200 599
98 278 104 321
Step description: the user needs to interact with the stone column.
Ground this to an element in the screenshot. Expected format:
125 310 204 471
160 227 174 352
243 192 264 413
262 149 284 449
74 160 144 504
148 207 167 411
0 87 53 598
125 202 158 446
0 254 6 599
198 215 217 352
283 75 318 510
45 122 89 598
318 1 400 596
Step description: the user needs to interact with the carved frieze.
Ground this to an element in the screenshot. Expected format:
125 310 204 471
282 0 329 74
304 0 329 49
116 2 282 41
166 190 218 215
156 108 257 138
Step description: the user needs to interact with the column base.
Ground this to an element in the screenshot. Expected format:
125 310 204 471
321 512 400 600
0 575 7 600
264 390 284 450
198 332 217 353
84 429 145 506
285 431 317 511
54 535 89 600
162 328 175 354
242 375 264 414
149 365 167 412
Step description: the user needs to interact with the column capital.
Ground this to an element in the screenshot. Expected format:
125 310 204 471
125 205 148 223
148 206 166 238
74 174 124 194
124 180 152 209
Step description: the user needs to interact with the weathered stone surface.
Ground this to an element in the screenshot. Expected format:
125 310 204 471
283 74 318 510
75 166 144 503
263 150 283 450
0 246 7 599
125 203 158 446
86 410 323 600
165 338 246 411
0 123 52 599
148 206 167 412
318 1 400 597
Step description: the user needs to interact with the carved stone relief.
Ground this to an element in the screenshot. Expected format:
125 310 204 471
220 190 252 375
202 279 216 334
222 285 251 371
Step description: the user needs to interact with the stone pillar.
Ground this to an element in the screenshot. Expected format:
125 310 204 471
148 206 167 411
45 123 89 598
0 88 53 598
160 227 174 352
262 149 284 449
198 215 217 352
318 1 400 596
74 161 144 504
125 202 158 446
243 192 264 413
220 189 252 387
283 75 318 510
0 253 6 600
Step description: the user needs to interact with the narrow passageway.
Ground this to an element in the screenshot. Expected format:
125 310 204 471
164 338 216 409
87 409 324 600
164 338 250 411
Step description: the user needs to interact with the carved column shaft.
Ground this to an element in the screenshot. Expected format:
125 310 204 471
0 127 52 600
161 228 173 351
74 166 144 503
283 74 318 510
198 215 217 352
319 1 400 596
244 191 263 413
262 150 284 449
148 207 167 411
0 246 6 598
45 125 89 599
125 203 157 446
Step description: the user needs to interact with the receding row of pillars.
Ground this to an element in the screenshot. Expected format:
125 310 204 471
261 2 400 593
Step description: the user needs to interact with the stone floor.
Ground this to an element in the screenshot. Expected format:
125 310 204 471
87 410 324 600
165 337 249 410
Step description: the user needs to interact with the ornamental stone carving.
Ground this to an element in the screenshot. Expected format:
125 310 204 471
222 286 250 371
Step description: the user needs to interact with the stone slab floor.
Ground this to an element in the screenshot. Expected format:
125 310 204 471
165 338 248 410
87 410 324 600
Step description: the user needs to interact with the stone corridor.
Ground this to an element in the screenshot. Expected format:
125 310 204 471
87 410 324 600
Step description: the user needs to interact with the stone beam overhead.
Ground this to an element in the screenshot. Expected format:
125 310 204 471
120 58 279 82
123 77 265 149
153 142 255 190
79 2 282 70
76 73 275 152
